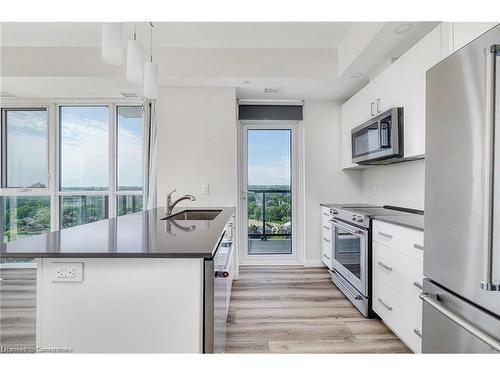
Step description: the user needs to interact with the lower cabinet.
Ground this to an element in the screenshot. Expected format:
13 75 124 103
320 207 333 269
372 221 424 353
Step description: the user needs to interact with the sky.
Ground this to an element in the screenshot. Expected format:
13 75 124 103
6 106 143 190
247 129 291 187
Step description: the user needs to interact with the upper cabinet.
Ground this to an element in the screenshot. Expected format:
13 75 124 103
341 22 498 170
451 22 498 52
402 24 443 158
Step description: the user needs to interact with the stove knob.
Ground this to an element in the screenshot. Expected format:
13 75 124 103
352 215 357 221
357 216 364 223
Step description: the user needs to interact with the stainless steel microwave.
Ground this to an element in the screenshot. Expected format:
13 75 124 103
351 107 403 164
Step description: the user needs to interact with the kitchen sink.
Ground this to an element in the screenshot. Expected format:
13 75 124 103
163 209 222 221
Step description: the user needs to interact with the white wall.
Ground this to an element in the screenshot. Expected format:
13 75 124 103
303 101 363 265
156 87 237 208
361 159 425 210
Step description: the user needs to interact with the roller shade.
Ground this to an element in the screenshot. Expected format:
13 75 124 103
238 105 303 121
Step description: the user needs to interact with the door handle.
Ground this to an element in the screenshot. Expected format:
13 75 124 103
413 328 422 338
323 225 330 230
371 102 375 116
413 281 423 290
481 45 500 292
377 231 393 239
376 98 381 113
377 297 393 311
413 243 424 251
323 237 331 243
377 261 393 271
420 292 500 352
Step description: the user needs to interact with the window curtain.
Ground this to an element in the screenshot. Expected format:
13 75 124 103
143 100 158 209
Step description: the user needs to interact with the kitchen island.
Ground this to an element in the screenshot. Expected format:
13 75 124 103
0 207 236 353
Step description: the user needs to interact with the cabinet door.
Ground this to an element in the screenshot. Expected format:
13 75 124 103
452 22 498 52
402 25 443 158
370 58 404 115
341 96 361 169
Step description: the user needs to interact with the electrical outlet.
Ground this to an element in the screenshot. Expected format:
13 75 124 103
372 184 377 194
202 184 210 195
52 262 83 282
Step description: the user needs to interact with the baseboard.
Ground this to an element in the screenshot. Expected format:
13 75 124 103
303 259 326 268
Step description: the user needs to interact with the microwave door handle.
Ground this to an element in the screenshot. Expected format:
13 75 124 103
378 120 390 149
481 45 500 291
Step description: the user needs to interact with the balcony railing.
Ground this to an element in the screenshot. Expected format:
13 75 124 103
247 188 291 241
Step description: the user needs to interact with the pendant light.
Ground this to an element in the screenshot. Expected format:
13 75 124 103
144 22 159 99
102 23 124 66
126 23 144 83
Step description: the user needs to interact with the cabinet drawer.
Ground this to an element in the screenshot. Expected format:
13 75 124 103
321 245 333 269
373 277 422 353
321 222 332 238
373 220 424 261
373 241 424 306
321 207 332 226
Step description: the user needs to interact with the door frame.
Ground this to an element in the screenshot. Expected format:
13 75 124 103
237 120 304 265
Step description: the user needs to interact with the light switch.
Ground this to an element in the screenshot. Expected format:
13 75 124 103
202 184 210 195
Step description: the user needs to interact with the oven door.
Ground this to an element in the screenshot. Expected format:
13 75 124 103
330 219 368 296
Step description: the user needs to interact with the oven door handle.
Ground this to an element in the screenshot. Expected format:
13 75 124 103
329 219 365 236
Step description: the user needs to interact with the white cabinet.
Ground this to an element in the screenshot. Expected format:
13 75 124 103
320 206 333 268
402 24 443 158
370 58 404 114
372 220 424 353
452 22 498 52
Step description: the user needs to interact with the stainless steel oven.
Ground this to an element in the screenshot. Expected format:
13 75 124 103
328 209 370 317
351 107 403 164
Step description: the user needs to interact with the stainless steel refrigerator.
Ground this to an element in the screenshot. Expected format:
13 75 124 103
424 23 500 353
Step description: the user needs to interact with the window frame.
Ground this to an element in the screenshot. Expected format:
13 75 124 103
0 99 145 234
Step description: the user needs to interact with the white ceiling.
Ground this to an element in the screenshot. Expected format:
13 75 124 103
0 21 440 101
1 22 353 49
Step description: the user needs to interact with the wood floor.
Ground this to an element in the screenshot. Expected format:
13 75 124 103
0 268 36 349
225 266 411 353
0 266 411 353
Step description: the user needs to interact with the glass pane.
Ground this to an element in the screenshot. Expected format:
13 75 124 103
60 195 108 229
247 129 292 255
335 228 361 278
117 106 143 191
352 122 379 158
117 195 143 216
60 106 109 191
4 109 48 188
1 196 50 243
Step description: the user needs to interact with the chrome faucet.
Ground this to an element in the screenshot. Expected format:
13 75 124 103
166 189 196 215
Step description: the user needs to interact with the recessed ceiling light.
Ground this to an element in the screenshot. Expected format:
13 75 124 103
243 80 251 84
350 72 363 79
395 23 413 34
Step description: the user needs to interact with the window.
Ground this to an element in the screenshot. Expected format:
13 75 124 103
1 196 50 242
1 108 48 188
117 195 143 216
60 106 109 191
60 195 108 229
117 106 143 191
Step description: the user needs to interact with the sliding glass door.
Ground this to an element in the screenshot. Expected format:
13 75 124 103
242 124 295 260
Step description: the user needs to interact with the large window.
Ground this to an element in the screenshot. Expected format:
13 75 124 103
1 108 48 188
1 102 144 246
1 196 50 242
60 106 109 191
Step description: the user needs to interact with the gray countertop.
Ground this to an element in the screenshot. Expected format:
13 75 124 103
0 207 235 259
373 214 424 231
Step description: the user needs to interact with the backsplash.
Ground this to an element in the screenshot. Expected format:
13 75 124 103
361 159 425 210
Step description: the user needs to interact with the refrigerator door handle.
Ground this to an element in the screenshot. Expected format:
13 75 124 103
481 45 500 292
420 293 500 352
